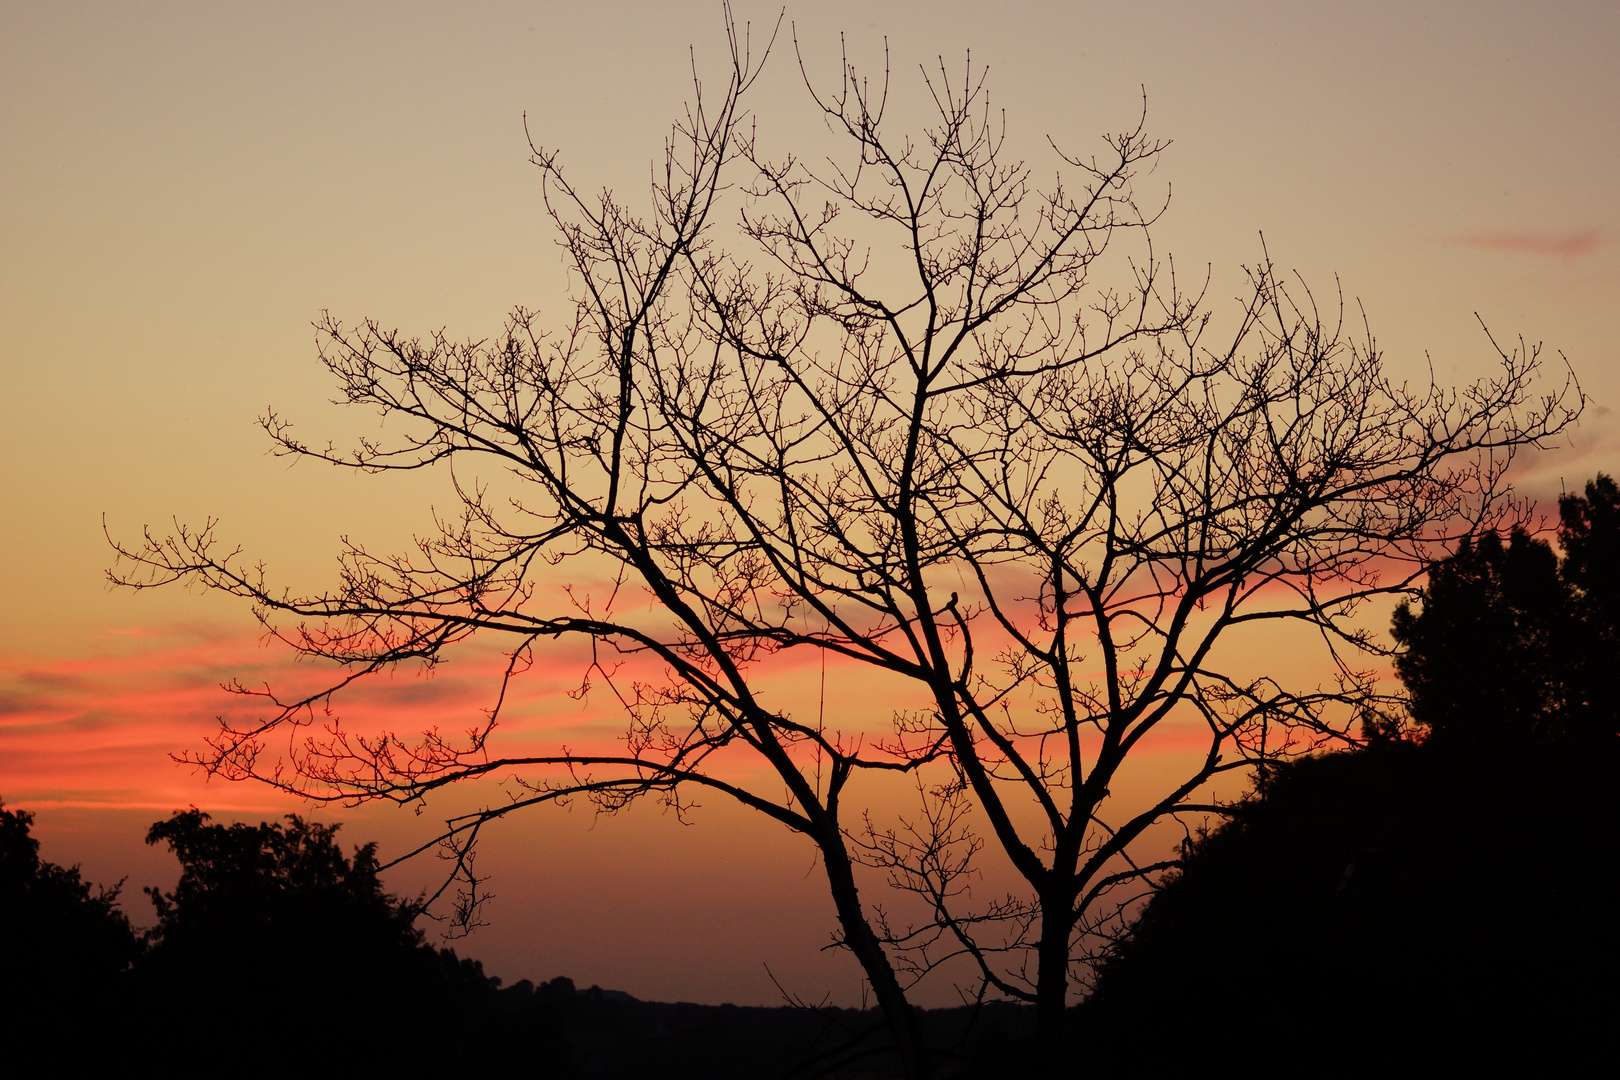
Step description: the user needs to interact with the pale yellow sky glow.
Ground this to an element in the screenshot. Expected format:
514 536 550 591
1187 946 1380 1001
2 1 1617 1004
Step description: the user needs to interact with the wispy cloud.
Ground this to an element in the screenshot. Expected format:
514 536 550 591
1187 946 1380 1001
0 625 625 810
1 605 1335 815
1451 229 1603 257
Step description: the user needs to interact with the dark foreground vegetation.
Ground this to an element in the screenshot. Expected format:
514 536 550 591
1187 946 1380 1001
1 802 1034 1077
1079 475 1620 1071
1076 739 1618 1071
7 479 1619 1075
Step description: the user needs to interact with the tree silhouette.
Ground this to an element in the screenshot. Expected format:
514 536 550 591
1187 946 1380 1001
0 800 139 1011
1392 473 1619 744
1555 473 1620 729
1390 529 1570 740
136 810 498 1066
108 14 1581 1073
141 809 420 962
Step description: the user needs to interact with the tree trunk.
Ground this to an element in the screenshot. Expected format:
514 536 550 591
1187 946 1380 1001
1033 899 1075 1072
818 837 933 1080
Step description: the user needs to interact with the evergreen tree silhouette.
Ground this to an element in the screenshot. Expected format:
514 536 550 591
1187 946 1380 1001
1392 473 1620 743
1558 474 1620 731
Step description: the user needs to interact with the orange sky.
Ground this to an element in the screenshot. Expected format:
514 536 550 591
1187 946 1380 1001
3 0 1618 1006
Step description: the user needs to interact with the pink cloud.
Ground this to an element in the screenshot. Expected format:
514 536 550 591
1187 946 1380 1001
0 625 640 810
0 588 1361 818
1451 229 1603 257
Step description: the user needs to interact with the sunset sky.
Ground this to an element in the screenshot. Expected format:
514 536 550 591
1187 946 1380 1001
3 1 1617 1006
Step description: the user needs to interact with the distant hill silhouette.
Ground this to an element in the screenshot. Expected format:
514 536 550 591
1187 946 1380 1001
452 977 1033 1079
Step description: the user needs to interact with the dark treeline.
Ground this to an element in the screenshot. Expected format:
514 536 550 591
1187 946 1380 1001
7 479 1619 1075
1 804 1030 1077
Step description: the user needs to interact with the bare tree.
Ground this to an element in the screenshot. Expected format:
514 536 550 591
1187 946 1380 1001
110 14 1579 1075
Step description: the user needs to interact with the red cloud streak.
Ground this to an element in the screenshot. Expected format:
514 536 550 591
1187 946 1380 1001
0 625 630 810
1452 229 1603 257
2 612 1338 813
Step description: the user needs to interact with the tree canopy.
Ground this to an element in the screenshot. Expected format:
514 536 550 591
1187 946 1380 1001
141 809 422 970
134 810 499 1067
